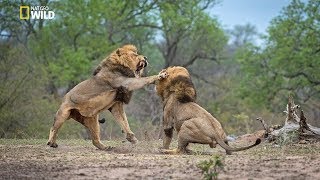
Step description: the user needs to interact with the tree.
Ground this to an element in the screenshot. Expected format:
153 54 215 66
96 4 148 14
155 0 227 68
229 23 259 49
237 0 320 121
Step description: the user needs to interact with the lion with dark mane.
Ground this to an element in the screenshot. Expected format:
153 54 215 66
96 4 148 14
156 66 260 154
47 45 168 150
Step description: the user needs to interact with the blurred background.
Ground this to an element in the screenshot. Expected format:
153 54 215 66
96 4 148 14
0 0 319 140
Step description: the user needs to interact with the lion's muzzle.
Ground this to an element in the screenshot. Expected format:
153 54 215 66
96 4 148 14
136 59 148 71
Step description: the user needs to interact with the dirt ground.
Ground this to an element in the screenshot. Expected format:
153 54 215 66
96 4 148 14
0 138 320 180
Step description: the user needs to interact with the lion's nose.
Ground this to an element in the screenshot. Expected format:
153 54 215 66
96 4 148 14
144 56 148 61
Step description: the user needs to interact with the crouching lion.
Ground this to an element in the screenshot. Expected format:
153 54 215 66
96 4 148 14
155 66 261 154
47 44 168 150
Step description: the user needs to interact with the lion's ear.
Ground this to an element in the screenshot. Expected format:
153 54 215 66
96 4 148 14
116 48 123 56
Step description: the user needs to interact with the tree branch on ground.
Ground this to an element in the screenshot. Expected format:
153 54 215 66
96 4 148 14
257 94 320 143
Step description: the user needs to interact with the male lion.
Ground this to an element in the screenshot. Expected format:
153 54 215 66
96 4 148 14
156 66 261 154
47 44 168 150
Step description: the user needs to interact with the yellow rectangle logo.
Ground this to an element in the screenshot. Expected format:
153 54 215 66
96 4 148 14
20 6 29 19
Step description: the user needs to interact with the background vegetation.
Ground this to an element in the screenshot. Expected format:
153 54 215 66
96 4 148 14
0 0 319 140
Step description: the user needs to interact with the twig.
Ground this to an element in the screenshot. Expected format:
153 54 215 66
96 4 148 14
256 117 270 138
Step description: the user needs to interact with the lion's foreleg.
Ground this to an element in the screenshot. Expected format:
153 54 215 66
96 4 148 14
110 102 138 144
122 75 158 91
163 127 173 149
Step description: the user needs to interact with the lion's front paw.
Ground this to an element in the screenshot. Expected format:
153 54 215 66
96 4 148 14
158 69 169 80
47 141 58 148
126 133 138 144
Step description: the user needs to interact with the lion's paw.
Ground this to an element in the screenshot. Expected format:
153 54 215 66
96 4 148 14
158 69 169 80
47 141 58 148
126 133 138 144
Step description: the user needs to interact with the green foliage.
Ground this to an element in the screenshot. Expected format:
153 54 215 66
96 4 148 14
47 48 91 87
197 155 224 180
237 0 320 111
157 0 227 67
0 44 59 138
229 23 259 47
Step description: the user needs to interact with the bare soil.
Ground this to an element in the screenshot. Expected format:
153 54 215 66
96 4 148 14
0 139 320 179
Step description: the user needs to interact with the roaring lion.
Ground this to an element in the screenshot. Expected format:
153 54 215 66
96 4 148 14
47 44 168 150
156 66 261 154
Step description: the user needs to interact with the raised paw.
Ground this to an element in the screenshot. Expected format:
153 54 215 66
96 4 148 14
158 69 169 80
47 141 58 148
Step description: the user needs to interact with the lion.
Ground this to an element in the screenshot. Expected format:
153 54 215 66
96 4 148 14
47 44 168 150
155 66 261 154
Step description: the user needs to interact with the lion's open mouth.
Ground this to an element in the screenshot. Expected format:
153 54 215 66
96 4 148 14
135 60 147 77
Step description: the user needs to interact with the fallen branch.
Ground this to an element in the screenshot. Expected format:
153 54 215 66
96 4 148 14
258 94 320 144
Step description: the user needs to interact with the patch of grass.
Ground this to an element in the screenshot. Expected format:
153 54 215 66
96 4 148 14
197 155 224 180
275 130 299 146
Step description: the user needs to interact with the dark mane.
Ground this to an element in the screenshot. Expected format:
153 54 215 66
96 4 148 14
108 64 135 77
93 61 134 104
166 75 197 103
114 86 133 104
93 62 135 78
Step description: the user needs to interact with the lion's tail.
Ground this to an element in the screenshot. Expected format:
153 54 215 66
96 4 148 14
215 138 261 154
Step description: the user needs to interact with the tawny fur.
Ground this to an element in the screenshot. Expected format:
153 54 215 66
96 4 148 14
47 44 168 150
156 66 261 155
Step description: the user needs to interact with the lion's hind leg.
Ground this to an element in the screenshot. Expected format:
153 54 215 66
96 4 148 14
47 107 70 148
83 116 112 150
177 118 213 154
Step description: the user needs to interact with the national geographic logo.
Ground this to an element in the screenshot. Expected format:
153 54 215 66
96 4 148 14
20 6 55 20
20 6 29 19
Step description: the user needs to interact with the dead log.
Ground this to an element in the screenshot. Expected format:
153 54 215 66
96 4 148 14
258 95 320 144
298 110 320 139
